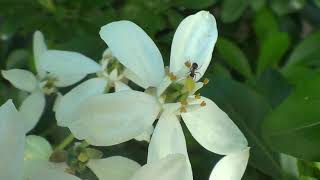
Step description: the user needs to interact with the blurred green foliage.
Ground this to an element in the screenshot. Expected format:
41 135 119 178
1 0 320 179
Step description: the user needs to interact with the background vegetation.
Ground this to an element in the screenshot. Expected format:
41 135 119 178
1 0 320 179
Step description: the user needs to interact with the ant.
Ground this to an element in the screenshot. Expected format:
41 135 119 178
188 62 201 79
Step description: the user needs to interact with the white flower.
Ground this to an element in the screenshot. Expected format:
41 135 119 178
0 100 81 180
57 11 249 179
87 154 190 180
1 31 100 132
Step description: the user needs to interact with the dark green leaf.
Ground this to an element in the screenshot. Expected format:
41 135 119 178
270 0 306 15
253 8 278 41
257 31 290 75
263 73 320 161
221 0 249 23
173 0 219 9
201 76 283 179
216 37 252 79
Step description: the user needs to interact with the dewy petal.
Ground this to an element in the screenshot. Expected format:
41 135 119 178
209 148 250 180
39 50 101 76
181 97 248 155
33 31 47 78
0 100 25 180
130 154 190 180
54 73 87 87
69 90 161 146
88 156 141 180
1 69 37 92
114 81 131 92
19 91 45 133
24 160 81 180
100 21 165 88
55 78 107 126
148 114 193 180
170 11 218 81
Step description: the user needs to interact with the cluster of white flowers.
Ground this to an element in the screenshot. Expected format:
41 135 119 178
0 11 250 180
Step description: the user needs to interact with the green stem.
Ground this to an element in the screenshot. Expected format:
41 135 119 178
54 134 75 151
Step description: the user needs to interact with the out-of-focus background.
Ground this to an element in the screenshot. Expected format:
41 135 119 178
1 0 320 179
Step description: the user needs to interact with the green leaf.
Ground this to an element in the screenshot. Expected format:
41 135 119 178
221 0 249 23
282 66 320 85
5 49 31 69
255 69 292 108
173 0 219 9
283 32 320 73
249 0 266 11
257 31 290 75
37 0 56 12
253 8 278 41
270 0 306 15
263 73 320 161
201 76 283 179
216 37 252 79
314 0 320 7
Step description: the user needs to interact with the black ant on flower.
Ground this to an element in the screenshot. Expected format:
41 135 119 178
185 61 201 80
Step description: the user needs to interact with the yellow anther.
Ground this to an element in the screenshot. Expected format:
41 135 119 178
65 168 76 175
203 78 210 85
78 152 89 163
180 99 188 106
169 72 177 81
200 101 206 107
185 61 191 68
180 107 187 113
195 93 201 99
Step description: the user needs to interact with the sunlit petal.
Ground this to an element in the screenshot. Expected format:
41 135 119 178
39 50 101 76
114 81 131 92
0 100 25 180
209 148 250 180
33 31 47 78
181 97 248 155
130 154 190 180
100 21 165 88
88 156 141 180
55 78 106 126
134 125 154 142
170 11 218 81
54 73 87 87
1 69 37 92
19 91 45 133
69 90 161 146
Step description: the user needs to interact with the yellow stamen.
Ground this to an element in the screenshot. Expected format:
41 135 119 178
184 76 195 92
195 93 201 99
169 72 177 81
203 78 210 85
180 99 188 106
180 107 187 113
200 101 206 107
185 61 191 68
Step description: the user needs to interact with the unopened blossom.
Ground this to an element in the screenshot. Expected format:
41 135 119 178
87 154 189 180
1 31 100 132
0 100 81 180
57 11 249 179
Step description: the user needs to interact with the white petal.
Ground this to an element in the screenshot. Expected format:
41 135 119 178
0 100 25 180
148 114 188 163
123 69 150 89
33 31 47 78
19 91 45 133
114 81 131 92
148 114 193 180
24 160 81 180
100 21 165 88
170 11 218 81
130 154 190 180
24 135 53 161
56 78 106 126
88 156 141 180
39 50 101 76
54 73 87 87
53 92 62 112
1 69 37 92
134 125 154 142
181 97 247 155
69 90 161 146
209 148 250 180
